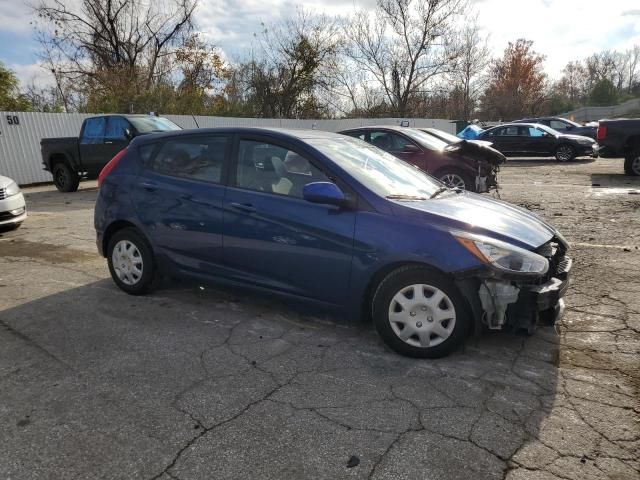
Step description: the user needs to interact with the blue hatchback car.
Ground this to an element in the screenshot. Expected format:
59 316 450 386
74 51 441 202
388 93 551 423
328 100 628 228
95 128 572 358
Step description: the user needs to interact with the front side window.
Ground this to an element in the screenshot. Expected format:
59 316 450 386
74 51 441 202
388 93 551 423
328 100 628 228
150 135 227 184
549 120 567 130
369 131 414 152
105 117 131 141
308 137 441 198
528 127 544 137
80 117 106 144
235 140 330 198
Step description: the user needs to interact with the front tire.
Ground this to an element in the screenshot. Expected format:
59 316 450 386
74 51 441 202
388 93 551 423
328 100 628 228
371 266 470 358
52 162 80 192
624 154 640 176
107 227 157 295
555 145 575 162
437 169 475 192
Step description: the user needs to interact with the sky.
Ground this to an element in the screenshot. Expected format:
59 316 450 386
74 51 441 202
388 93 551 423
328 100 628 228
1 0 640 89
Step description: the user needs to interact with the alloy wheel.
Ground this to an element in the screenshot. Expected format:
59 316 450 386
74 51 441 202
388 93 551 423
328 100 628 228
439 173 466 190
387 284 456 348
556 145 573 162
632 156 640 175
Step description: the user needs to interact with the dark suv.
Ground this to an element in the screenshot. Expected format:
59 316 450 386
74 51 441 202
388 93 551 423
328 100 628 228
339 126 504 192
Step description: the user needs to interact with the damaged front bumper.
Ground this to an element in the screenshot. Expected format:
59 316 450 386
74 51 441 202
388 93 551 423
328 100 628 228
457 237 572 332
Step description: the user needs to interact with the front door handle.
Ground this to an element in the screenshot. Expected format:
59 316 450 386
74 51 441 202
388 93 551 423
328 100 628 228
230 202 256 213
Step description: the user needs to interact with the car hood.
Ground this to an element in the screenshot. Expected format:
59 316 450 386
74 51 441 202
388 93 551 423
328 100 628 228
445 140 506 165
393 192 559 249
0 175 16 189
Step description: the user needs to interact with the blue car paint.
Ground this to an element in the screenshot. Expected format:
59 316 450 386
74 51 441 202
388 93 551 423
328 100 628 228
95 127 558 318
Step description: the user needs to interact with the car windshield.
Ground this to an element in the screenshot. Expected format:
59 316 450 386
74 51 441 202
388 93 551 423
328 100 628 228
423 128 462 144
129 116 182 133
401 128 449 151
308 137 441 198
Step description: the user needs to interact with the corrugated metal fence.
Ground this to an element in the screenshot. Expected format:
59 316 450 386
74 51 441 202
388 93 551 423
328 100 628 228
0 112 454 185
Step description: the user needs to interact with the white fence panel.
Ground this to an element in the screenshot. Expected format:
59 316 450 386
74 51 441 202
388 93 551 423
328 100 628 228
0 112 454 185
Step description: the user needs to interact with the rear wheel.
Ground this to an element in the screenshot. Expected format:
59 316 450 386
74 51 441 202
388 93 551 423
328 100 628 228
437 169 475 192
371 266 469 358
555 145 575 162
624 154 640 176
107 228 157 295
52 162 80 192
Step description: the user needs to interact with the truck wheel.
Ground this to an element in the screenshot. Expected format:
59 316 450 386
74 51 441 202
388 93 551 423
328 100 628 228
437 169 475 192
555 145 575 162
624 155 640 176
52 162 80 192
371 266 470 358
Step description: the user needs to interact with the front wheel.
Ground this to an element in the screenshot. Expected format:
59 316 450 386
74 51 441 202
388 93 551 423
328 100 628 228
624 154 640 176
555 145 575 162
107 228 157 295
437 169 475 192
371 266 470 358
52 162 80 192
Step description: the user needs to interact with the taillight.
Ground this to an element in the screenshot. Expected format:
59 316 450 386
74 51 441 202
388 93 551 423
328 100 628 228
597 126 606 142
98 148 127 187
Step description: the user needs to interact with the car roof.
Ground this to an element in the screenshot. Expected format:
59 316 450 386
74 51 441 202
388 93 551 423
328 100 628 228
339 125 415 133
487 123 542 129
133 127 345 144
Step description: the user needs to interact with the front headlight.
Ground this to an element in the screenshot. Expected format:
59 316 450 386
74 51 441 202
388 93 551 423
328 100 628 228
4 181 21 197
454 231 548 276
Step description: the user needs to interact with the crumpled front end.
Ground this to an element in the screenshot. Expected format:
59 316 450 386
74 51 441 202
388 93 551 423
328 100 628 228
447 140 506 193
457 236 572 333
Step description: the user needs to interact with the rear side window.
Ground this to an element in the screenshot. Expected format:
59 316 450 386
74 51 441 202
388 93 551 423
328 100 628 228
81 117 106 144
149 135 228 184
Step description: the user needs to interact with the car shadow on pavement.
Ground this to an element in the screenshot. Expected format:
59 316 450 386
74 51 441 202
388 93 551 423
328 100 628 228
505 158 596 167
20 187 99 213
0 277 560 479
590 173 640 189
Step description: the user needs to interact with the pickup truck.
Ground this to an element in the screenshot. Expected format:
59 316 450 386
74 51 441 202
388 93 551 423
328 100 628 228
41 114 181 191
596 119 640 176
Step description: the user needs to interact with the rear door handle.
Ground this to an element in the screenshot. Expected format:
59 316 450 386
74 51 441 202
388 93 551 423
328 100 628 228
230 202 256 213
140 181 157 192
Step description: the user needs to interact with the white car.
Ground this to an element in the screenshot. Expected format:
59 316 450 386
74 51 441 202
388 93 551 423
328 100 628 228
0 175 27 230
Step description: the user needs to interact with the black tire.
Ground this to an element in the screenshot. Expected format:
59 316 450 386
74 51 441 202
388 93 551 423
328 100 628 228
106 227 157 295
52 161 80 192
371 266 470 358
437 169 475 192
555 144 575 162
624 154 640 176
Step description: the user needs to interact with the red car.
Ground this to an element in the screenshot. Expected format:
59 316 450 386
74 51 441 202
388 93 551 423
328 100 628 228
339 126 505 192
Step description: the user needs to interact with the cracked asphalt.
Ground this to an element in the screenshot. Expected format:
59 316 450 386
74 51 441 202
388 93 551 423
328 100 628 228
0 157 638 480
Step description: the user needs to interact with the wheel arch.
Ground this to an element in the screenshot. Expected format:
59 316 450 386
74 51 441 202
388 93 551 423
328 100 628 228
361 261 462 322
102 220 148 258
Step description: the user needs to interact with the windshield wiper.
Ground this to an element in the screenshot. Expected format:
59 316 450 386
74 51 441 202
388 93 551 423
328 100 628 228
429 186 450 199
386 194 429 201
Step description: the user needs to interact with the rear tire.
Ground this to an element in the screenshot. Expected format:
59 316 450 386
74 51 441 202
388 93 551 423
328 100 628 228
52 162 80 192
555 145 575 162
107 227 157 295
437 169 475 192
371 266 470 358
624 154 640 176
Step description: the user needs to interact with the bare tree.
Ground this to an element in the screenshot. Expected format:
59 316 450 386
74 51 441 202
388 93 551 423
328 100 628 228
449 15 490 120
344 0 466 117
32 0 197 111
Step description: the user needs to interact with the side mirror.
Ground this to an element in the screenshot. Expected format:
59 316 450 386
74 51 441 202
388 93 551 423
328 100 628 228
565 125 573 130
124 128 133 140
403 144 421 153
303 182 347 206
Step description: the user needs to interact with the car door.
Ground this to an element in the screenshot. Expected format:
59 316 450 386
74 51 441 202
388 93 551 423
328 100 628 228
132 133 230 274
526 126 557 155
78 117 107 175
481 127 513 154
222 135 356 304
103 116 133 164
369 130 426 170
